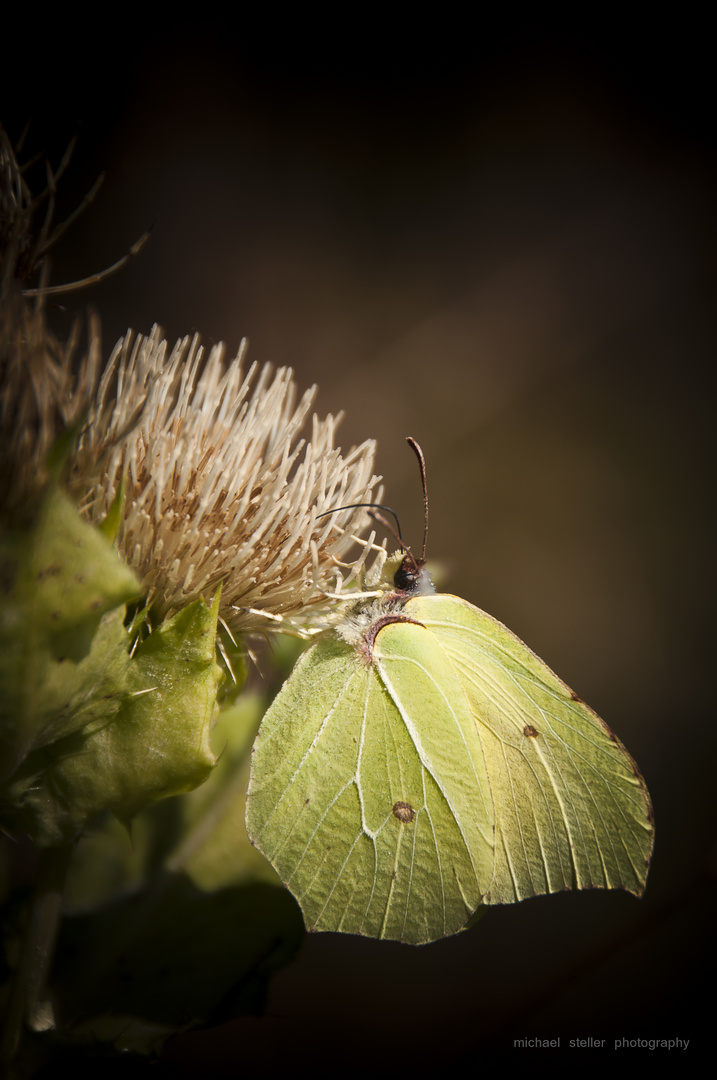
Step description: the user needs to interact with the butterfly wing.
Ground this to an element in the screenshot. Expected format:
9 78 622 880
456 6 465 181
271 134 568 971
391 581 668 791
246 625 497 944
246 593 653 944
406 594 654 903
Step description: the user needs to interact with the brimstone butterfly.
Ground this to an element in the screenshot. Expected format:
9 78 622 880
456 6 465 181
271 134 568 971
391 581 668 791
245 440 654 945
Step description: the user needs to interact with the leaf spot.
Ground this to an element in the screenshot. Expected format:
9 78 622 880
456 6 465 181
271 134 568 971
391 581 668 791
37 563 62 580
523 724 539 738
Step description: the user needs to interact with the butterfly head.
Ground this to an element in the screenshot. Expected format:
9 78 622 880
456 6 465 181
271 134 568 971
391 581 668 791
317 437 435 603
382 549 435 597
370 438 434 598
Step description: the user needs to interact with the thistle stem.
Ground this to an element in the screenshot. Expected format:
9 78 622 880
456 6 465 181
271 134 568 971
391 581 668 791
2 842 74 1065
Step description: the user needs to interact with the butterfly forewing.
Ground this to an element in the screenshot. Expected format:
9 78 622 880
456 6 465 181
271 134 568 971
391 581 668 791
408 594 654 903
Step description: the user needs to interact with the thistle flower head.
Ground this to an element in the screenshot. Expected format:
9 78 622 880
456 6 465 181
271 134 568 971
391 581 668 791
70 327 382 633
2 127 382 635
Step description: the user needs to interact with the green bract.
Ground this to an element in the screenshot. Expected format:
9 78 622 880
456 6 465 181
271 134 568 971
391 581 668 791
0 485 222 846
246 561 654 945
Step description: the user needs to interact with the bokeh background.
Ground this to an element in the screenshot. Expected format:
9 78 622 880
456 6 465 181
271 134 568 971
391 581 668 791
3 14 714 1072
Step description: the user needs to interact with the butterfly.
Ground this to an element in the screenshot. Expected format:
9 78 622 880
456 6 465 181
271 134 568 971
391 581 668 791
245 440 654 945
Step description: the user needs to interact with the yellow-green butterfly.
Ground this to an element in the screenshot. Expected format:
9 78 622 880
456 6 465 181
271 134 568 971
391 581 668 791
245 439 654 945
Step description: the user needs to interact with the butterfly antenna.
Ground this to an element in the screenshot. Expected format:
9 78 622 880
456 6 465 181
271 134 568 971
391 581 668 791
366 508 408 553
316 503 404 543
406 437 429 563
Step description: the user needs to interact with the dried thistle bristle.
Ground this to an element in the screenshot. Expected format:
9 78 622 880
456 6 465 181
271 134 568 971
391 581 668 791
1 122 35 287
0 298 101 509
70 327 382 632
1 124 103 510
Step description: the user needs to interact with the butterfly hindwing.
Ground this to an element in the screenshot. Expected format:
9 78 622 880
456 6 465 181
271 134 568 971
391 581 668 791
247 618 498 943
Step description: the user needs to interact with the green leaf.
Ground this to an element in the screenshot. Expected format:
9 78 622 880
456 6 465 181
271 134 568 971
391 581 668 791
3 596 222 846
53 874 303 1044
246 562 654 945
63 691 270 912
166 692 283 891
0 485 141 780
43 688 303 1053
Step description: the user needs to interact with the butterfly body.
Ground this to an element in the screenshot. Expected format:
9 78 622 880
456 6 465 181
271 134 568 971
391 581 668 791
246 550 653 945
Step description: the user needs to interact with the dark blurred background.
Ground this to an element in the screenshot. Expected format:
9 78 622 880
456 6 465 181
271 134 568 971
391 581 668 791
3 12 714 1072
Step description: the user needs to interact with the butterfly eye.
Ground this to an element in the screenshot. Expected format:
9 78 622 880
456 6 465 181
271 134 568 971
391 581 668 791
394 556 419 591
